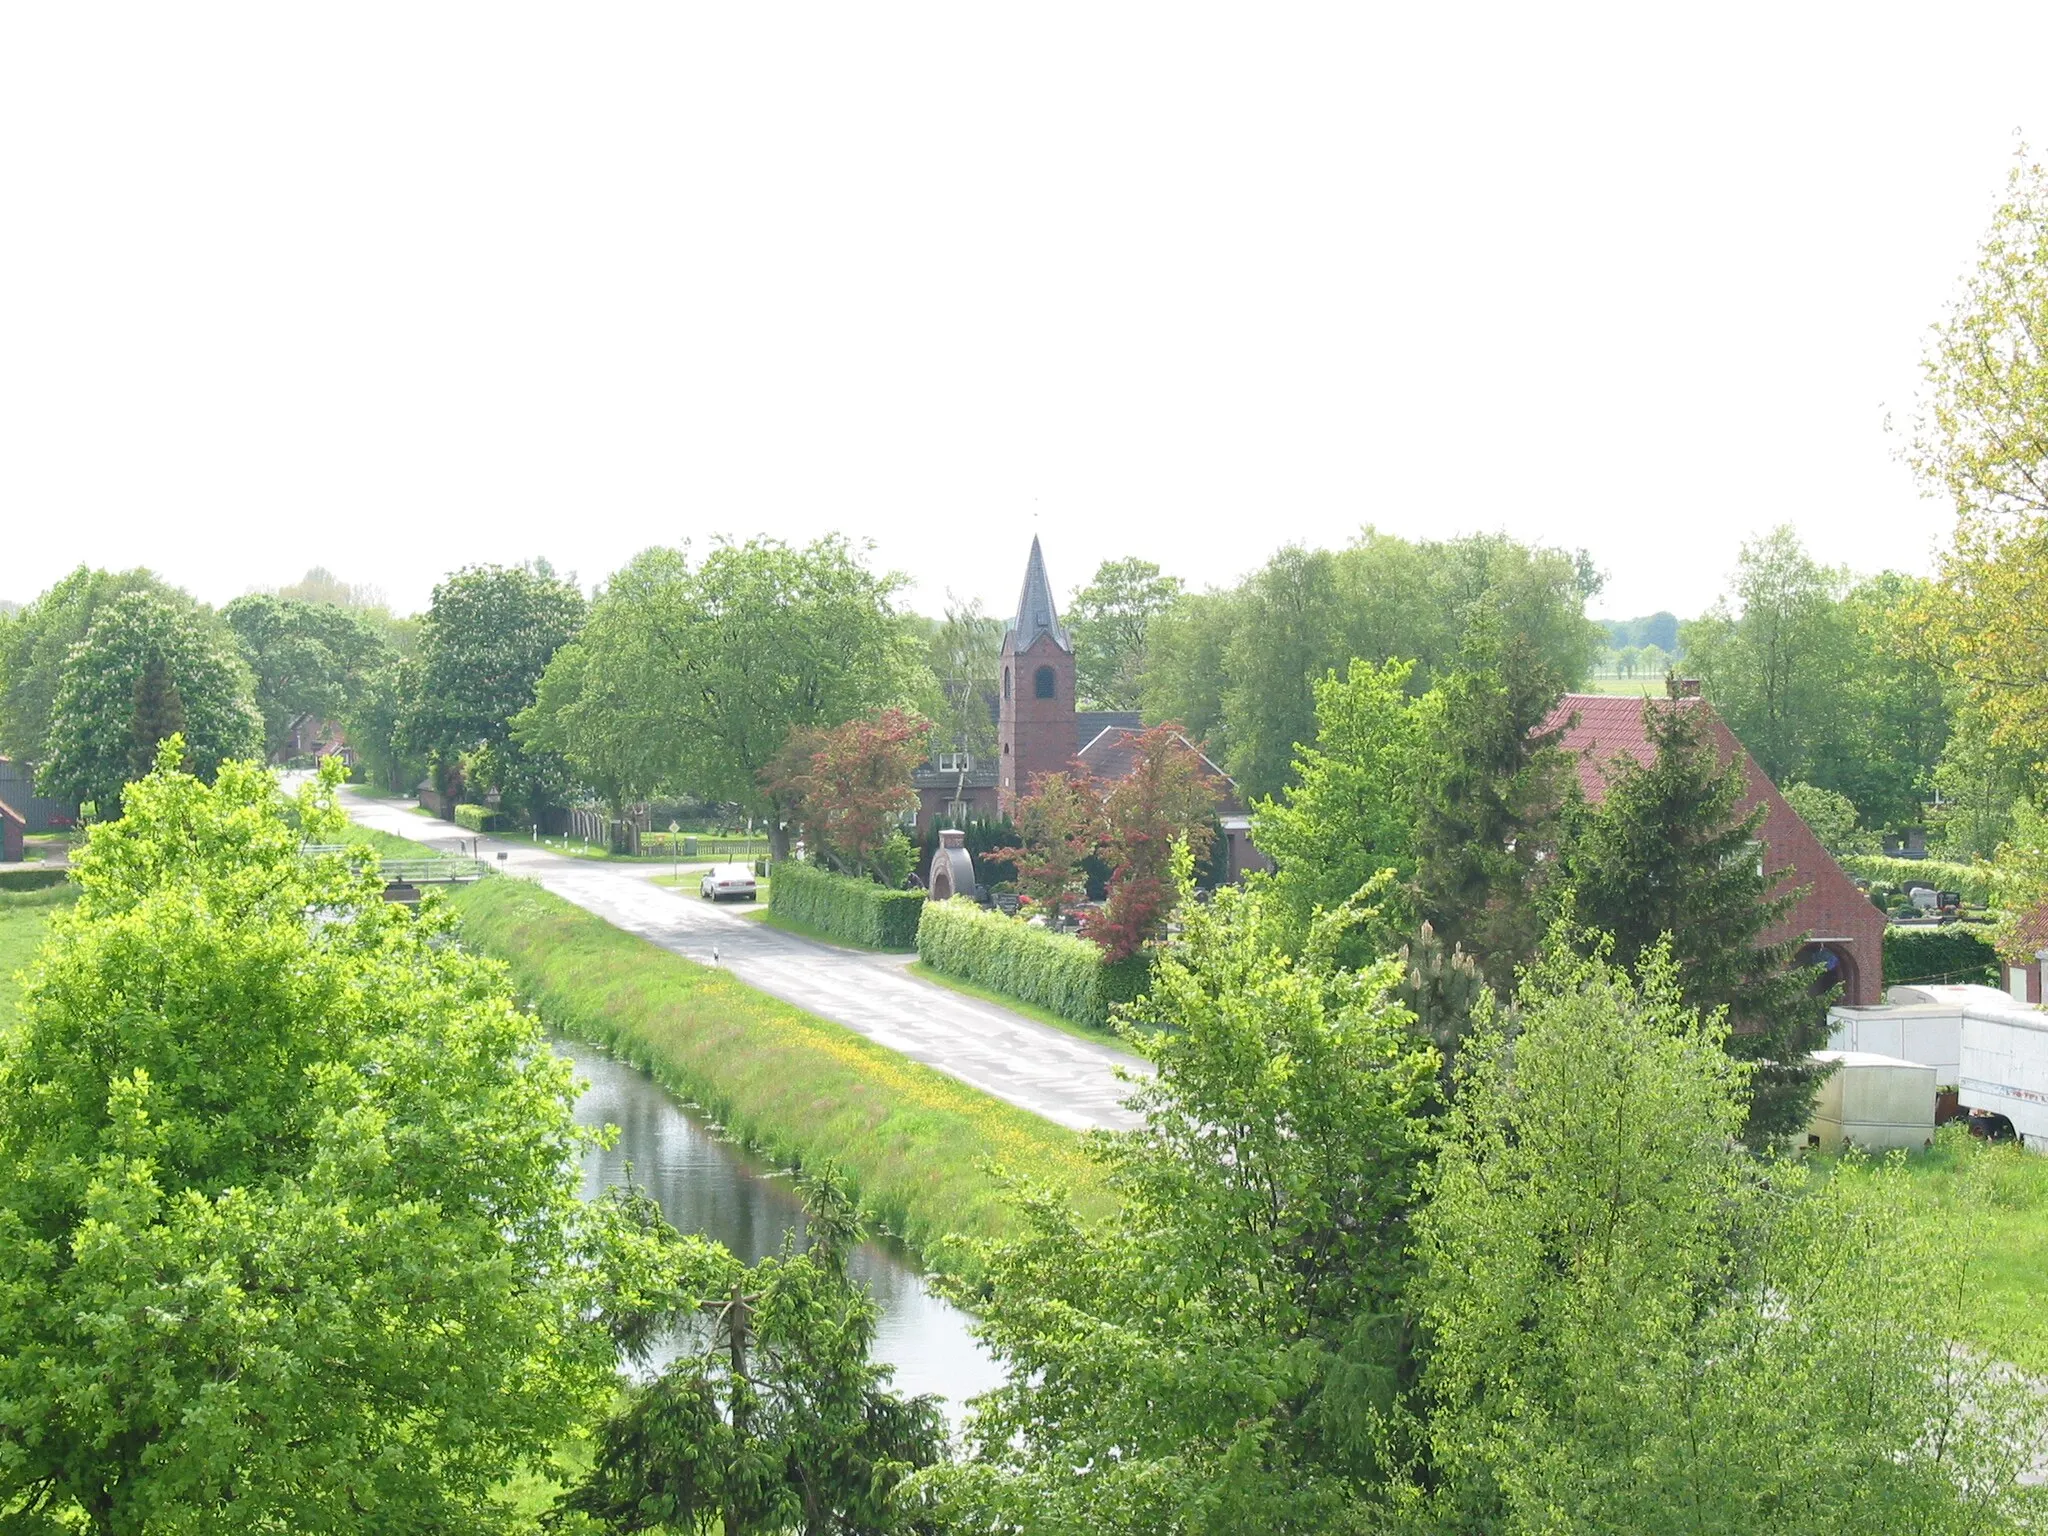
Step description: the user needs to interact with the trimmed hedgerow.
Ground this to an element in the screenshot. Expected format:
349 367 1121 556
452 803 500 833
1883 925 2000 987
0 867 67 892
770 859 925 950
916 897 1152 1030
1839 855 2018 910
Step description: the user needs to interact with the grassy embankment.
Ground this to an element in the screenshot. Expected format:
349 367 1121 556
446 877 1116 1275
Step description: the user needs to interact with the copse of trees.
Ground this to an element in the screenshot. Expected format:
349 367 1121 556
0 565 187 768
223 592 393 758
1142 528 1602 802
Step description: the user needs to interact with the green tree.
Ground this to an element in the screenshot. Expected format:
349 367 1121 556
1410 630 1570 994
525 539 931 860
399 561 585 811
915 878 1438 1532
764 708 931 881
223 593 393 757
1067 557 1183 711
1782 780 1877 854
1253 656 1441 960
39 592 262 812
0 751 610 1531
0 565 183 766
565 1170 945 1535
1082 724 1223 962
927 595 1005 760
1415 941 2045 1534
1556 697 1825 1143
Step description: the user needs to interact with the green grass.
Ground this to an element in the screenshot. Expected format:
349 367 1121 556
448 878 1115 1276
907 960 1125 1047
1875 1134 2048 1374
0 886 77 1025
1577 675 1665 696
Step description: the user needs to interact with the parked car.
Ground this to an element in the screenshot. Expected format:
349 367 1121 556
699 863 758 902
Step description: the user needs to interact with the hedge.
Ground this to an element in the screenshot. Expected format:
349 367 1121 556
1883 924 2000 987
0 867 68 892
452 803 501 833
1838 854 2020 910
770 859 925 950
916 897 1153 1030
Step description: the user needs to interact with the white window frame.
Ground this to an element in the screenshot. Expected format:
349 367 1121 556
936 750 972 774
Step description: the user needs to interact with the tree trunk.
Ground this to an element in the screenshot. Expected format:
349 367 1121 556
768 806 791 863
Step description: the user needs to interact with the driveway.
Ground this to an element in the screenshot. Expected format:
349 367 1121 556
336 790 1146 1132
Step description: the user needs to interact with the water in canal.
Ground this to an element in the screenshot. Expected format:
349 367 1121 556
553 1032 1005 1419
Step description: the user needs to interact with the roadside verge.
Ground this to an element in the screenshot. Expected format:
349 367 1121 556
448 878 1118 1277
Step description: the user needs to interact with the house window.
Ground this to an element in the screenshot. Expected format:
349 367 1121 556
1034 665 1056 699
936 750 972 773
944 799 970 823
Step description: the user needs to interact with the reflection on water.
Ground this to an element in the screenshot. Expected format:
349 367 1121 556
553 1033 1004 1418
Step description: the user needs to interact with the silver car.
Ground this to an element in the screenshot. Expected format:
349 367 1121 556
698 863 758 902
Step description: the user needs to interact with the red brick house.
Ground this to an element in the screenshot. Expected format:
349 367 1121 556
1542 688 1885 1005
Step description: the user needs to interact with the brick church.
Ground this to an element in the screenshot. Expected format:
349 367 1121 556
913 537 1267 881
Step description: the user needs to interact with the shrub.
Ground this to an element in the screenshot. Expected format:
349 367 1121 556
916 897 1153 1029
1838 854 2018 909
0 867 68 892
1883 925 2000 987
452 803 500 833
771 859 925 950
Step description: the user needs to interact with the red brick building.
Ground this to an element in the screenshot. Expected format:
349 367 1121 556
1543 690 1886 1005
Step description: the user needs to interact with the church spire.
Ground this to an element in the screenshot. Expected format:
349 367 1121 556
1010 535 1070 653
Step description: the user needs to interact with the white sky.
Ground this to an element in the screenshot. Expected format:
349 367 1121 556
2 4 2041 622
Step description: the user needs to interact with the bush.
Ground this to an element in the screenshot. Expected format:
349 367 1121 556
771 859 925 950
452 803 500 833
1839 854 2018 909
916 897 1153 1029
1883 925 2000 987
0 867 67 892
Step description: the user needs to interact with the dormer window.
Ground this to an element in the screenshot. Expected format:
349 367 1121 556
937 750 972 773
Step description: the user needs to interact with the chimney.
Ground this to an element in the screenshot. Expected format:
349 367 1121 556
940 827 966 848
1666 676 1703 700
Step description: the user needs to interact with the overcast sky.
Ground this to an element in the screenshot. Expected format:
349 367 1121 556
2 5 2041 623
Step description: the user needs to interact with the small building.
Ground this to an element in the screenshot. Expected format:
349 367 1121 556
1541 688 1886 1005
2001 949 2048 1006
0 796 23 863
0 758 76 834
1805 1050 1936 1153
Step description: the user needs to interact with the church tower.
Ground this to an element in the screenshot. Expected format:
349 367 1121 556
997 536 1077 815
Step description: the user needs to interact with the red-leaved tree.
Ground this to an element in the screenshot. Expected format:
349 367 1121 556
990 771 1103 924
764 708 931 880
1082 723 1222 961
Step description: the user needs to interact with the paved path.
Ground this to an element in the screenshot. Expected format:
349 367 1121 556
337 790 1146 1131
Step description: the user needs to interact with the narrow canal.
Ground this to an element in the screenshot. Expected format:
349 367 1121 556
553 1032 1006 1417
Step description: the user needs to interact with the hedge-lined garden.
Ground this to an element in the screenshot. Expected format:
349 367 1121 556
916 897 1152 1030
1840 854 2018 909
770 858 926 949
1883 924 2001 987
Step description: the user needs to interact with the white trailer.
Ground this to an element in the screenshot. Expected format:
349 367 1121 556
1830 984 2048 1152
1806 1051 1936 1153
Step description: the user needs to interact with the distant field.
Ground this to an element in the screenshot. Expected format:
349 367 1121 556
1576 675 1665 696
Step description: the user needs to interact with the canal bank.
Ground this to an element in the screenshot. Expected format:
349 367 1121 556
556 1031 1004 1413
450 877 1120 1280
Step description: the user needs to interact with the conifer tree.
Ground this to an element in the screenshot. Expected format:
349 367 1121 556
1410 629 1570 993
1557 696 1825 1142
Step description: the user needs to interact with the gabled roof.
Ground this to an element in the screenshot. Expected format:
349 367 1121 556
1004 536 1070 654
1076 725 1233 790
1544 692 1701 802
1076 710 1142 754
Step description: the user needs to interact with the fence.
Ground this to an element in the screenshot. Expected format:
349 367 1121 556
640 831 772 861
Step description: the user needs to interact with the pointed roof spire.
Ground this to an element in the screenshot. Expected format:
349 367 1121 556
1010 536 1070 653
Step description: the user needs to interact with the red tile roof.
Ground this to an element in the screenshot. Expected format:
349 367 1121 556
1544 692 1711 802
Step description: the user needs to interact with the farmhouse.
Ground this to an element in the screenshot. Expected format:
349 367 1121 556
1542 686 1886 1005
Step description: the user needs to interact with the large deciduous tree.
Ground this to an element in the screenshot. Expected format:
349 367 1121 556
927 594 1005 759
398 561 585 810
38 591 262 811
1253 656 1441 959
525 538 932 860
915 882 1437 1532
1908 152 2048 762
1555 697 1824 1143
763 707 931 881
0 565 183 767
223 593 393 757
1066 556 1182 712
0 751 611 1531
1416 941 2044 1533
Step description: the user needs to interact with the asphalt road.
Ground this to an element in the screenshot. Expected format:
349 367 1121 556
336 789 1146 1132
